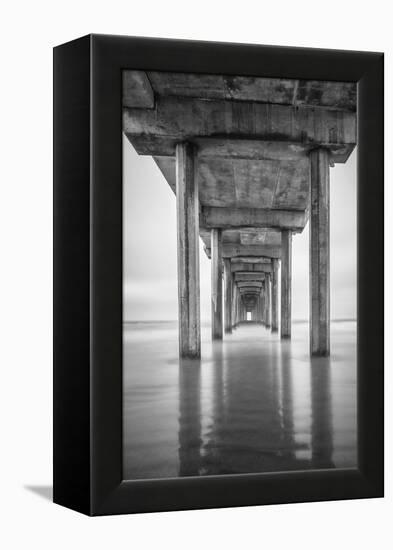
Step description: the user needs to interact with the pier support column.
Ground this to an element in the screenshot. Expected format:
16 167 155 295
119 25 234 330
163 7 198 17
281 229 292 339
231 276 237 328
224 259 232 333
271 259 279 332
211 228 223 339
310 148 330 356
176 142 200 358
265 273 271 328
235 287 240 326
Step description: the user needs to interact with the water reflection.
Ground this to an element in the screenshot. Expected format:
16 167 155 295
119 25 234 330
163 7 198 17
177 329 346 476
310 358 334 469
123 322 357 479
178 359 202 476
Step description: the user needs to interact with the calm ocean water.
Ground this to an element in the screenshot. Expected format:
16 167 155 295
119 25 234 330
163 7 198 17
123 321 357 480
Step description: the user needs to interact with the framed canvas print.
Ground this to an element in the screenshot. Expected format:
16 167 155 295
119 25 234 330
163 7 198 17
53 34 384 515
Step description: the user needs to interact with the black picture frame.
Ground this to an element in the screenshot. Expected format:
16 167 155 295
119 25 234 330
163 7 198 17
53 34 384 516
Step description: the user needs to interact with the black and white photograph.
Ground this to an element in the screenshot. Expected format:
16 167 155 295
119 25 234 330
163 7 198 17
122 70 357 480
1 0 389 545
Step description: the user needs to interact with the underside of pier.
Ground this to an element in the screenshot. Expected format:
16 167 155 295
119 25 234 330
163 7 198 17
123 70 356 358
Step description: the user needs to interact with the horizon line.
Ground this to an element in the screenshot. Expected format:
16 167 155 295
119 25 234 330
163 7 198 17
124 318 357 324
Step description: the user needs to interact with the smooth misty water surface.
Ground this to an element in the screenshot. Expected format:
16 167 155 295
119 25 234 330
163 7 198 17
123 321 357 480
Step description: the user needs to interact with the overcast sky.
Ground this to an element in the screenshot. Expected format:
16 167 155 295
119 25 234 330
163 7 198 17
123 135 357 322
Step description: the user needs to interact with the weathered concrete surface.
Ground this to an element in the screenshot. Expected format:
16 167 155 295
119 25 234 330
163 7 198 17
124 96 356 158
258 296 263 322
123 70 357 356
234 272 265 282
197 157 310 210
231 257 274 264
146 71 356 109
281 230 292 339
224 259 232 334
154 154 311 212
310 148 330 356
271 259 279 332
122 71 154 109
240 229 281 246
211 229 223 340
205 244 281 259
176 143 200 357
237 281 263 289
201 207 307 231
231 261 271 272
196 139 352 162
265 274 271 328
231 272 237 328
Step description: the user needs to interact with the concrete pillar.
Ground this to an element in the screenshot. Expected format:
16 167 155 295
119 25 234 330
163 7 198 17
281 230 292 339
239 300 242 323
176 143 200 358
310 148 330 356
271 259 279 332
265 273 271 328
211 228 223 339
231 275 237 328
235 287 240 326
224 259 232 334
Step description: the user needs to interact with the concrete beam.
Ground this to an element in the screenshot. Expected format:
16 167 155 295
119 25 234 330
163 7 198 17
281 230 292 339
154 155 312 213
123 71 154 109
198 139 307 161
201 207 307 231
176 143 201 357
196 138 354 164
234 272 265 282
130 135 354 164
205 244 281 259
211 228 223 340
123 96 356 156
310 148 330 356
237 281 263 289
231 262 272 273
144 71 356 111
